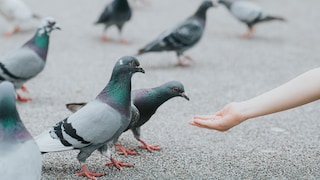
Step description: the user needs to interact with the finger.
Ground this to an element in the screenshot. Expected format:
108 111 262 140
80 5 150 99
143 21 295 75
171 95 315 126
188 120 201 127
193 115 214 120
193 119 216 129
188 120 210 128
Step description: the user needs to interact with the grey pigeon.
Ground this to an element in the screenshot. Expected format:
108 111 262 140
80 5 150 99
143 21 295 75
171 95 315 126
0 81 42 180
95 0 132 44
35 56 145 179
0 0 40 37
137 0 214 66
218 0 285 38
0 17 60 102
66 81 190 155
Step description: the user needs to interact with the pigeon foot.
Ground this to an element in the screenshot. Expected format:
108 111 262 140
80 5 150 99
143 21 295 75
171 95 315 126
176 61 191 67
101 35 113 42
76 165 105 180
2 26 20 38
184 55 193 62
176 56 193 67
115 144 138 156
119 38 130 44
138 139 161 152
17 93 31 102
105 156 133 170
240 27 254 38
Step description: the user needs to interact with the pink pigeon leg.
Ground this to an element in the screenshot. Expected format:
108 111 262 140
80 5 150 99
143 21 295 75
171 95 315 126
2 26 20 38
20 85 29 93
240 27 254 38
105 156 133 170
115 143 138 156
76 164 105 180
138 139 161 152
17 93 31 102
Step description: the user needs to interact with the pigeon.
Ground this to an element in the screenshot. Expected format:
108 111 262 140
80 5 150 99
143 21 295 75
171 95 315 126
35 56 145 179
0 0 40 37
66 81 190 156
0 81 42 180
95 0 132 44
137 0 214 66
0 17 60 102
218 0 285 38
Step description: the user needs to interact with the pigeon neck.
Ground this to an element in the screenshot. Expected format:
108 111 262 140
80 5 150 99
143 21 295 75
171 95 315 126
138 87 173 111
0 102 30 140
152 87 175 106
194 6 209 21
24 28 50 60
98 73 132 117
116 0 130 9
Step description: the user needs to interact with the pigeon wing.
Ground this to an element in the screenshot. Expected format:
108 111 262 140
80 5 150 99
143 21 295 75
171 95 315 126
230 1 263 23
36 100 122 152
0 47 45 81
140 18 203 53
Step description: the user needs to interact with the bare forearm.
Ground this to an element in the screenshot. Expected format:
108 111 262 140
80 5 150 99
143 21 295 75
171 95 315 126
240 68 320 119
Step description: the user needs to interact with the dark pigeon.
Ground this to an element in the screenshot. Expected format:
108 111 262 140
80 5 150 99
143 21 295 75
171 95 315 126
35 56 145 179
137 0 214 66
95 0 132 44
0 81 42 179
66 81 190 155
218 0 285 38
0 17 60 102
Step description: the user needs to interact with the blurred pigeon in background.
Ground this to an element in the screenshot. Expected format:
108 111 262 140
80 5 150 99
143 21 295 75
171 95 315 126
0 81 42 180
218 0 285 38
137 0 214 66
66 81 190 156
0 0 40 37
0 17 60 102
95 0 132 44
35 56 145 179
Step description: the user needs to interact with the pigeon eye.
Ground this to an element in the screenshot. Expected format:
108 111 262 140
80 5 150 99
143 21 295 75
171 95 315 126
130 61 136 67
172 88 179 92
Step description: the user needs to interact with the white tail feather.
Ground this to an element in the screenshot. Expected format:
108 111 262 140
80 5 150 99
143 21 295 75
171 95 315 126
34 130 74 153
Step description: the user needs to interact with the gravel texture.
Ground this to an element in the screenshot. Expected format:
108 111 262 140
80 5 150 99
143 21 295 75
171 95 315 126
1 0 320 179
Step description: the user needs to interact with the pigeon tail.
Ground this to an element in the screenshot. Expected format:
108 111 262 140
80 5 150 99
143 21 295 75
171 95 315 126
263 15 286 22
35 130 74 153
137 41 166 55
32 14 41 20
137 48 147 55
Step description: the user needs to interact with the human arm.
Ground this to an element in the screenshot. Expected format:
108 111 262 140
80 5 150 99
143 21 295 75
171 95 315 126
189 67 320 131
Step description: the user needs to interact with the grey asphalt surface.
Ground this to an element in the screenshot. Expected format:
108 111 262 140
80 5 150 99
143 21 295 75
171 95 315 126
1 0 320 179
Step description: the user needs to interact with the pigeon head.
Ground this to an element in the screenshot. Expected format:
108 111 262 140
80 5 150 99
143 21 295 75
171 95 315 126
201 0 215 8
217 0 232 8
37 17 61 35
162 81 190 101
194 0 215 19
114 56 145 75
199 0 215 11
0 81 18 119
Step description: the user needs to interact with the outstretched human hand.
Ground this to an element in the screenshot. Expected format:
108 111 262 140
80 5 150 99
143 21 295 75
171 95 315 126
189 103 247 131
189 68 320 132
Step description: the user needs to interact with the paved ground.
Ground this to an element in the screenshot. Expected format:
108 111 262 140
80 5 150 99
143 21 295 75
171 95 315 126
1 0 320 179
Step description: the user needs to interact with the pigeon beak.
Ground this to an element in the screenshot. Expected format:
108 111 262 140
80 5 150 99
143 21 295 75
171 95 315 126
54 25 61 30
136 66 145 73
180 92 190 101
